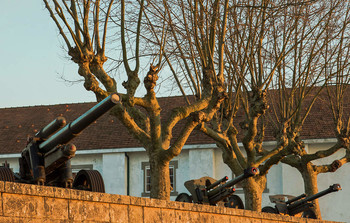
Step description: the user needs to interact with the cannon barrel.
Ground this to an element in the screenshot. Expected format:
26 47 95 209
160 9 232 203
38 93 120 153
288 184 341 211
35 117 67 140
207 167 258 197
206 176 229 191
286 193 306 205
209 187 235 205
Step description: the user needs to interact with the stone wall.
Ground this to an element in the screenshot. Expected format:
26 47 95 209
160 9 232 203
0 181 340 223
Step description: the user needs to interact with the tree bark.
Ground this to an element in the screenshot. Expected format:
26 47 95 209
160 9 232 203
300 163 321 219
149 157 171 200
242 175 266 211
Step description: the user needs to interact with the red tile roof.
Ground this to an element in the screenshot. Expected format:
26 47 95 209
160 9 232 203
0 93 343 154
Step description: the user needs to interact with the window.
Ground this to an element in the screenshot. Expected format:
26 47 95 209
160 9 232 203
141 161 178 197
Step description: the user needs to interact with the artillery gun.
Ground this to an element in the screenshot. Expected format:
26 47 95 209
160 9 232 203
0 93 120 192
262 184 341 219
176 167 259 209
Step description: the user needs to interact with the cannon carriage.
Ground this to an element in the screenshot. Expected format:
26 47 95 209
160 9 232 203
0 93 120 192
175 167 259 209
262 184 341 219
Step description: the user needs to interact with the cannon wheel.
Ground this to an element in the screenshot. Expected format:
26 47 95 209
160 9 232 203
262 206 278 214
302 209 317 219
175 193 192 203
73 170 105 193
225 195 244 209
0 167 15 182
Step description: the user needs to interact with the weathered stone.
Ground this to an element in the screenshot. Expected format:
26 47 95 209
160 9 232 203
144 207 162 223
161 208 176 223
68 200 86 221
110 204 128 223
3 194 44 218
43 197 68 220
130 196 146 206
111 194 131 205
84 201 110 222
53 186 70 199
128 205 143 222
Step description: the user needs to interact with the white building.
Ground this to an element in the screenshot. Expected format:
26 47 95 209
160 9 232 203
0 97 348 222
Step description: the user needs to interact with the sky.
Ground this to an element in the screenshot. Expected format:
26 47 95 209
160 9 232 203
0 1 96 108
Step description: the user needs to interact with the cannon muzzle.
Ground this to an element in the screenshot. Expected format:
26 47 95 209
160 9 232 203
35 117 67 140
38 93 119 153
206 176 229 191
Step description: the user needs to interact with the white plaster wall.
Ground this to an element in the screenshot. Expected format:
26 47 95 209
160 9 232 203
188 148 214 178
102 153 127 195
70 154 103 173
174 150 189 199
127 151 147 197
0 157 19 173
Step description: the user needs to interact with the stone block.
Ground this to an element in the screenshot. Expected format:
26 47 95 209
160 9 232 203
68 199 86 221
175 210 201 223
111 194 131 205
53 187 70 199
91 191 112 203
30 184 55 197
84 201 110 222
128 205 143 222
0 181 5 192
145 197 167 208
144 207 162 223
130 196 146 206
161 208 176 223
3 194 44 218
110 204 128 223
43 197 68 220
5 182 32 195
70 188 91 201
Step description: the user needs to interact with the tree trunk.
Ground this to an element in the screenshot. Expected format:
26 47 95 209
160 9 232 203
149 157 171 200
242 175 266 211
300 163 321 219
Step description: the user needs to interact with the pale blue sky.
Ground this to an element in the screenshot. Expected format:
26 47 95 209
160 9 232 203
0 1 96 108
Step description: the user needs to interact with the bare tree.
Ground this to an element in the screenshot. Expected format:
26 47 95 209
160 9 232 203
173 0 350 217
43 0 227 199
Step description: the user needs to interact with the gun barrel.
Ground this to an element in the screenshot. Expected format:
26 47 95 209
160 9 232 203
286 193 306 205
35 117 66 139
206 176 229 191
209 187 235 205
38 93 120 153
207 167 258 197
288 184 341 210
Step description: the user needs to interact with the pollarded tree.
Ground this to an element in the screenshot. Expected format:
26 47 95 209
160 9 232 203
43 0 227 199
167 0 350 216
268 0 350 218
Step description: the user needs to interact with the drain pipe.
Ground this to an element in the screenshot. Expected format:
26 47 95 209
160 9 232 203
125 152 130 196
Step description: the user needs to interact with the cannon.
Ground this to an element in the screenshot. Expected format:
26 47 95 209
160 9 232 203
0 93 120 192
175 167 259 209
262 184 341 219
